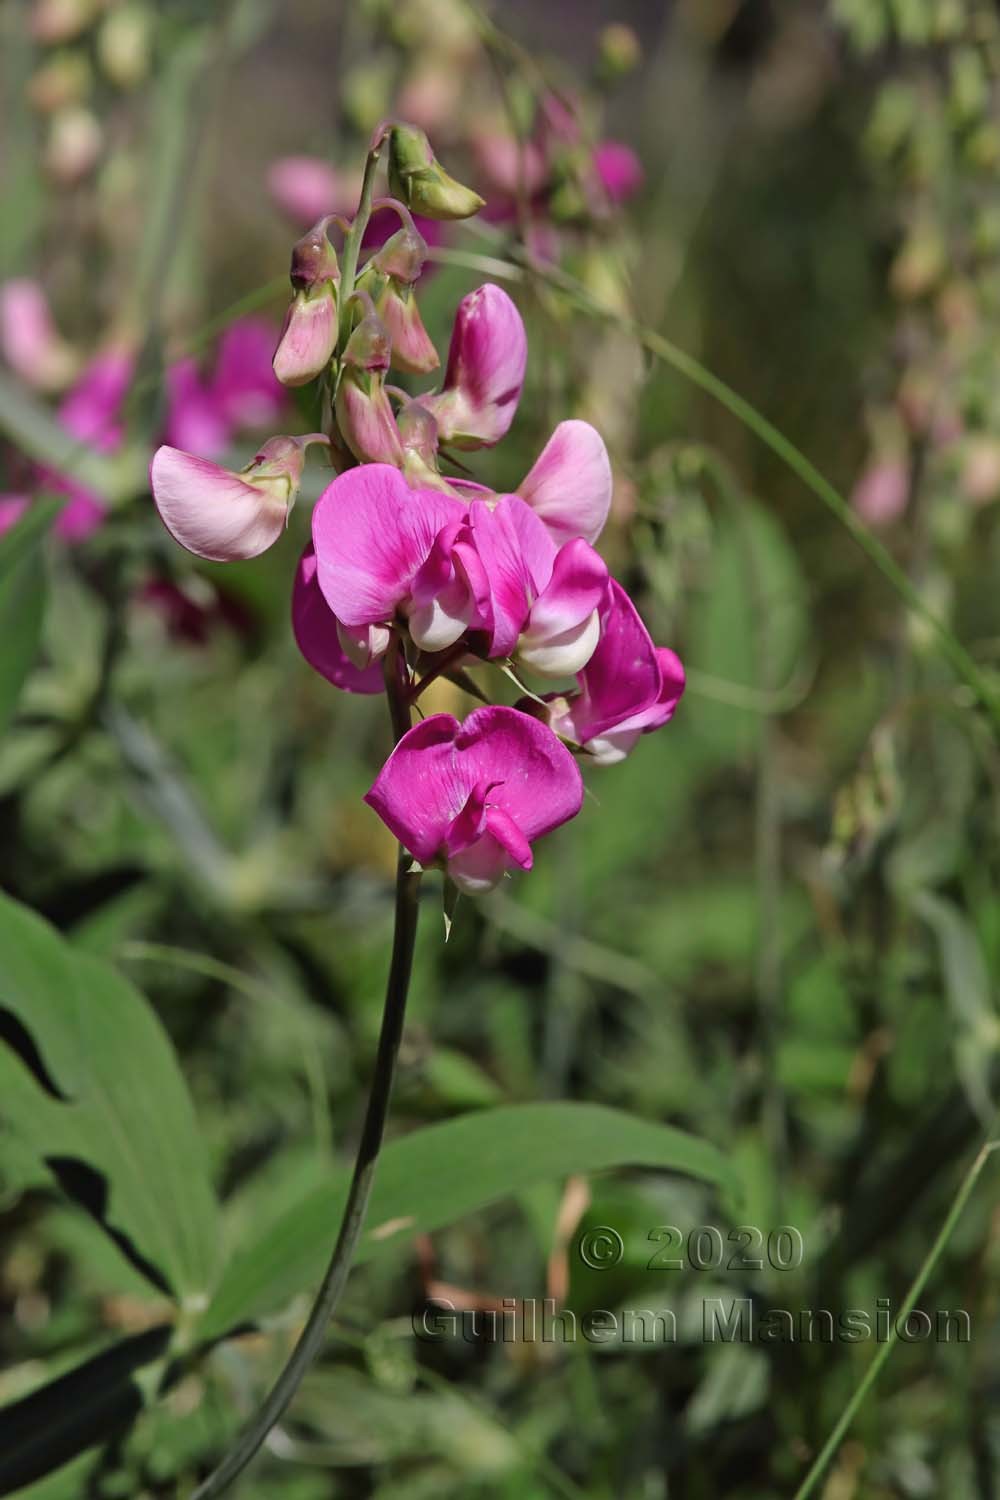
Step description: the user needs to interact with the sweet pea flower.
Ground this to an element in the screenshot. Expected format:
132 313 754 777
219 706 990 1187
365 706 583 894
515 419 612 546
544 581 685 764
43 345 133 539
311 464 482 655
419 285 526 449
591 142 644 205
0 278 78 391
850 459 909 526
267 156 347 226
164 358 230 459
292 545 384 693
469 495 608 676
210 318 286 430
150 433 328 562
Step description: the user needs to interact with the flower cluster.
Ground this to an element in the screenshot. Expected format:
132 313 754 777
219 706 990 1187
150 125 683 895
0 279 284 542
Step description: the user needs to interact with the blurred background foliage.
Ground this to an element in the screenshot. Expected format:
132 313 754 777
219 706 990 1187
2 0 1000 1496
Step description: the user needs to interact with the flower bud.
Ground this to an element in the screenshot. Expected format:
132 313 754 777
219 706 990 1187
272 284 337 387
373 281 439 375
599 23 641 78
97 3 151 89
335 370 404 466
290 217 340 290
45 105 102 182
151 433 328 562
31 0 99 43
387 124 485 221
28 52 92 114
342 308 391 373
372 223 427 284
0 279 79 391
420 284 526 449
398 399 448 488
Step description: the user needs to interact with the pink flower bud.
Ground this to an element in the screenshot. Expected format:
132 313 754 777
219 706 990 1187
591 142 643 204
272 285 337 387
0 279 78 391
365 706 583 894
373 282 439 375
151 433 328 562
334 372 403 467
421 284 527 450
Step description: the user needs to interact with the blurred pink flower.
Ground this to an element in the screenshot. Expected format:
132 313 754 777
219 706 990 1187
365 705 583 893
850 459 909 526
267 156 346 226
0 279 77 391
591 141 643 204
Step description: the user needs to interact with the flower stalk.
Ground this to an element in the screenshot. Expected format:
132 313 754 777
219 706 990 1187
189 647 420 1499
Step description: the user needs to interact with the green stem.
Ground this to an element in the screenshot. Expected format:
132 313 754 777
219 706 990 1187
337 138 386 346
791 1137 1000 1500
188 660 419 1499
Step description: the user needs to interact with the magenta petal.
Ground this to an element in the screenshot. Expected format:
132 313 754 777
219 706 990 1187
0 495 31 537
59 347 132 449
592 141 644 204
364 705 583 878
150 446 287 561
526 538 608 640
165 358 231 459
292 545 384 693
517 420 612 546
312 464 465 628
569 580 662 741
423 284 527 449
212 318 286 429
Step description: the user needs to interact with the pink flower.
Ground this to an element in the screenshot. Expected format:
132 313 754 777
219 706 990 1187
210 318 286 430
365 706 583 894
545 581 685 764
291 545 384 693
469 495 608 675
850 460 909 526
472 133 548 201
164 358 230 459
0 279 77 391
516 419 612 545
420 285 526 449
44 346 133 539
0 495 31 538
150 433 327 562
591 142 643 205
267 156 346 226
311 464 481 655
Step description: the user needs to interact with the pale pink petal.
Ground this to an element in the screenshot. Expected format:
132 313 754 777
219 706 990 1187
472 134 548 198
150 446 288 562
0 495 30 537
0 279 76 390
291 545 384 693
850 460 909 526
517 420 612 545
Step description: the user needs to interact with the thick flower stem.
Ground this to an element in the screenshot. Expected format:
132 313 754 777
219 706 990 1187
189 663 419 1499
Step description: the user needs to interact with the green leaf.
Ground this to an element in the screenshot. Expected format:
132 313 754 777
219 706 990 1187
0 1326 171 1497
911 890 999 1124
200 1102 737 1339
0 891 221 1302
0 498 59 735
686 498 809 759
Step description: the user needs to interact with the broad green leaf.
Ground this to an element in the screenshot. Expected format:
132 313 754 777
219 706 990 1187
0 498 58 735
200 1102 737 1339
0 892 220 1302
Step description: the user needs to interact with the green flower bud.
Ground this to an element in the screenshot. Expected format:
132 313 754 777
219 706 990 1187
387 124 484 222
